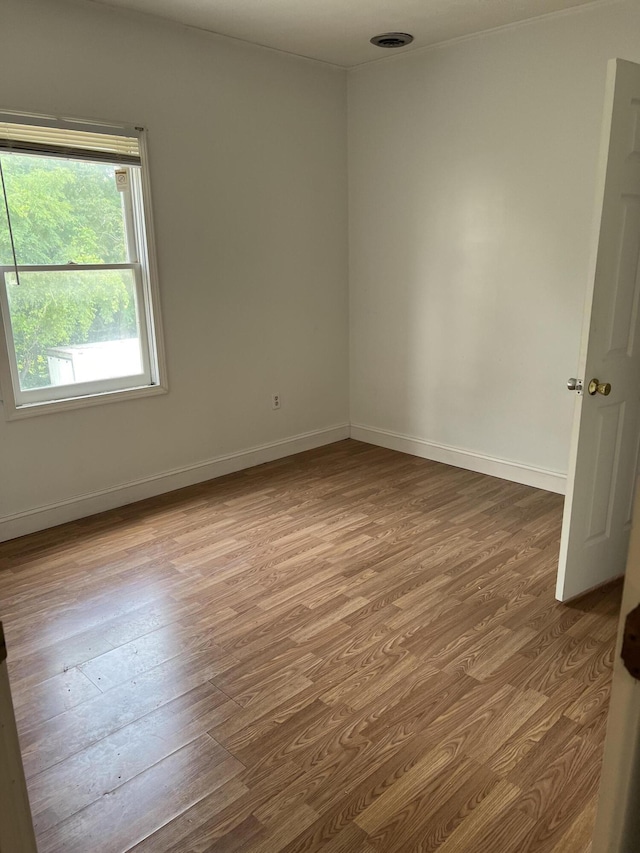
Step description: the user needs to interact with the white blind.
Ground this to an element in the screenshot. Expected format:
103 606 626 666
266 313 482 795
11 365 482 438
0 115 141 165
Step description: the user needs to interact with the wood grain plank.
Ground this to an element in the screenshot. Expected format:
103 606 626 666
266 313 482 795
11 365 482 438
19 647 238 777
28 681 237 834
0 440 620 853
35 735 244 853
12 666 102 725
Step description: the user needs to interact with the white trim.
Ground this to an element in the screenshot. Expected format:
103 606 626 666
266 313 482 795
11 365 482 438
136 130 167 392
2 382 168 420
0 424 350 542
350 424 567 495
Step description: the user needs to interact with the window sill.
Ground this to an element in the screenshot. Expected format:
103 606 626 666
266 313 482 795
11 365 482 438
1 383 168 421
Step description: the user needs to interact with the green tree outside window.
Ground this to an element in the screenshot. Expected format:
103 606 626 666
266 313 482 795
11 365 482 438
0 154 138 389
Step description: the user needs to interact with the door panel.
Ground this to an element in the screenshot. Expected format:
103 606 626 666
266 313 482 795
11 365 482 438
607 199 640 356
558 59 640 601
586 401 623 543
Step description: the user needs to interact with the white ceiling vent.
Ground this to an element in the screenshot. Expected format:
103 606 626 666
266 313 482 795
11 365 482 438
369 32 414 49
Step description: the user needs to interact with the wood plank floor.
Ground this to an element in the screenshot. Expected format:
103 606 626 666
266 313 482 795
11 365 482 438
0 439 622 853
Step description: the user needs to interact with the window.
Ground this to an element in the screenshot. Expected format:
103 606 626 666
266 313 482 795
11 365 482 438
0 113 166 418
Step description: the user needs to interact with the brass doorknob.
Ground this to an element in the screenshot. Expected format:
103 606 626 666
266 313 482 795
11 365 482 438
588 378 611 396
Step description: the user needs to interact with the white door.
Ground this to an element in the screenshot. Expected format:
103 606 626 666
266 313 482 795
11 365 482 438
591 475 640 853
557 58 640 602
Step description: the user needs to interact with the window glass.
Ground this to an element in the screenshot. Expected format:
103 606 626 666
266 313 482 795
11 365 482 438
0 153 128 265
5 268 142 391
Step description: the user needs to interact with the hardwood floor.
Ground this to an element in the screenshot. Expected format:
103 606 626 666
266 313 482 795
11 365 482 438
0 439 621 853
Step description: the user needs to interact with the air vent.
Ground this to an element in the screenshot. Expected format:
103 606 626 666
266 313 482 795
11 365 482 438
370 33 414 49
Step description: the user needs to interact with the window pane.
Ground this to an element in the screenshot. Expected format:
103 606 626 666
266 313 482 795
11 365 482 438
5 268 143 391
0 153 129 265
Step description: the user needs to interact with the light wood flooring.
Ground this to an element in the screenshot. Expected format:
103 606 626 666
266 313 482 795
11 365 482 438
0 439 622 853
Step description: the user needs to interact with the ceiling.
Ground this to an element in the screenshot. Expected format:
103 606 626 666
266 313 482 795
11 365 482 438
89 0 606 67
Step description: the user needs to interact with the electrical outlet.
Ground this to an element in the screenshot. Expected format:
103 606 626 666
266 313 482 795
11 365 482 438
271 394 281 410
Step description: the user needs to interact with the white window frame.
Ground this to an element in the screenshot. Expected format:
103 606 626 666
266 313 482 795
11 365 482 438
0 116 167 420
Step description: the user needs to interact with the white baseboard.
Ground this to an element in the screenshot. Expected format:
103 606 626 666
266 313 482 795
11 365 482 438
0 421 566 542
350 424 567 495
0 424 350 542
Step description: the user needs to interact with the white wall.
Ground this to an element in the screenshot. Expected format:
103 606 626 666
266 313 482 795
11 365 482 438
0 0 349 537
348 0 640 488
5 0 640 538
